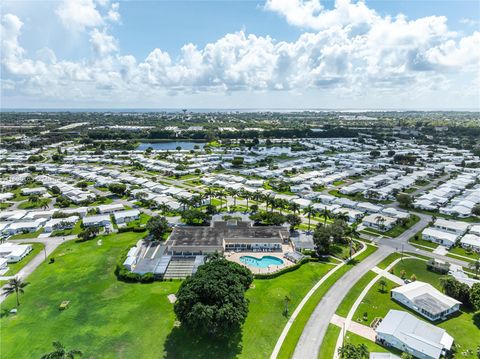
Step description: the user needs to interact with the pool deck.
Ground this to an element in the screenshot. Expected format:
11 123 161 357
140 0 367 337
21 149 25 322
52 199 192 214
226 244 296 274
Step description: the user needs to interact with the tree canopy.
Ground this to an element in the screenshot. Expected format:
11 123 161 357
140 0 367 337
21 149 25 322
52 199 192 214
174 259 253 338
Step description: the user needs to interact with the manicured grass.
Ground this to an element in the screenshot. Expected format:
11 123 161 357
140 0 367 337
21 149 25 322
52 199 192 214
363 215 420 238
376 253 403 270
18 198 51 209
4 243 45 276
353 277 403 325
9 228 44 240
437 309 480 358
126 213 151 228
345 331 402 356
328 190 393 205
0 202 11 210
240 262 333 358
408 237 438 249
277 244 378 359
391 258 443 290
448 246 480 261
1 231 181 359
318 324 341 359
335 270 377 317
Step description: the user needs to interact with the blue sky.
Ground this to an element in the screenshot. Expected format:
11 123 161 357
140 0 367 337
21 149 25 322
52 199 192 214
1 0 479 109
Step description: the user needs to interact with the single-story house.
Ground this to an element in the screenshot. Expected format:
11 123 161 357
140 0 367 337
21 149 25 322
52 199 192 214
114 209 141 224
369 354 400 359
421 227 458 248
460 233 480 252
362 214 397 231
43 216 79 233
391 281 461 321
21 187 47 195
97 203 124 214
0 242 33 262
375 310 454 359
432 218 470 236
82 214 111 228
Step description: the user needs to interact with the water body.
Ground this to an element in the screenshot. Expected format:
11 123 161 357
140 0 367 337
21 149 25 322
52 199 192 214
137 141 205 151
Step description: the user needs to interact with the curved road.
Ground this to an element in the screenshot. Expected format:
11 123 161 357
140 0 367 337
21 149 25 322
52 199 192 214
291 212 469 359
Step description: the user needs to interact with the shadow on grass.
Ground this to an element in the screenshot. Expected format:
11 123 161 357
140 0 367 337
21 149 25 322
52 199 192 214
163 325 243 359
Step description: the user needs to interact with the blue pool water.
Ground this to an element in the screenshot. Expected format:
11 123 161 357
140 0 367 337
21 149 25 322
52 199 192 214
240 255 284 268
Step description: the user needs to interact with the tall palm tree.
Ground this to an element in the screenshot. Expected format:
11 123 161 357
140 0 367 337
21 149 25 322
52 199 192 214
228 188 239 209
468 258 480 278
303 205 317 232
275 198 286 214
178 197 190 212
28 194 40 204
289 202 300 215
242 190 251 212
344 225 360 260
204 188 215 205
375 215 386 231
319 206 331 225
266 195 277 213
335 212 349 224
3 277 28 308
41 341 83 359
215 190 225 211
252 191 263 208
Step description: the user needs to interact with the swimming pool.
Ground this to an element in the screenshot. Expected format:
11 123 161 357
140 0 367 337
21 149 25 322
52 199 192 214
240 255 284 268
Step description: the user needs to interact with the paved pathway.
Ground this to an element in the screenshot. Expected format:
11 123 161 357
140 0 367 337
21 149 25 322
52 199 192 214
270 242 370 359
330 314 376 342
0 235 76 304
371 266 405 285
291 245 392 359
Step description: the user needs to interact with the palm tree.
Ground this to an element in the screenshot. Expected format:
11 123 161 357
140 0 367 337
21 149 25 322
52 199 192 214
375 215 386 231
215 190 225 211
378 278 387 292
41 200 50 210
275 198 286 214
345 225 360 260
303 205 317 232
178 197 190 212
242 190 251 212
41 341 83 359
3 277 28 308
289 202 300 215
228 188 239 209
335 212 349 223
252 191 264 209
319 206 331 225
263 193 274 212
468 258 480 278
28 194 40 204
204 188 215 205
283 295 291 316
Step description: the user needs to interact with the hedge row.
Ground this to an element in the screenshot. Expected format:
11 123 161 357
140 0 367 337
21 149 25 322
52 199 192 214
114 248 155 283
117 226 146 233
254 257 317 279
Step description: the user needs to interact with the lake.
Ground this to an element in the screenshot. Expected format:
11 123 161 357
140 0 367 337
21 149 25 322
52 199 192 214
137 141 205 151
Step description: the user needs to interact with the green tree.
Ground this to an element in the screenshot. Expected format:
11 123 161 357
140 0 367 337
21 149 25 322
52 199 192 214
285 213 302 232
397 193 413 208
378 278 387 293
181 209 210 225
146 216 169 241
303 205 317 231
108 183 127 196
3 278 28 308
468 258 480 278
78 227 99 241
313 224 331 256
470 283 480 311
174 259 253 338
338 342 369 358
41 341 83 359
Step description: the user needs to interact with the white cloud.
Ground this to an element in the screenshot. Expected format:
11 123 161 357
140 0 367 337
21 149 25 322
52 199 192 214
56 0 104 31
1 0 480 108
89 28 118 56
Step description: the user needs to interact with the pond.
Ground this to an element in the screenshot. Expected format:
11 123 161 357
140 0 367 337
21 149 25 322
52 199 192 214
137 141 205 151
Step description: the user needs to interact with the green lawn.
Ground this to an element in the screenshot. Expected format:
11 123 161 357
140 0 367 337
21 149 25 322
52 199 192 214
2 232 338 359
345 331 402 356
1 231 181 359
9 228 44 240
448 246 480 261
391 258 443 290
352 265 480 358
363 215 420 238
408 237 438 250
376 253 403 270
18 198 51 210
336 270 377 317
126 213 151 228
277 244 378 359
318 324 341 359
4 243 45 276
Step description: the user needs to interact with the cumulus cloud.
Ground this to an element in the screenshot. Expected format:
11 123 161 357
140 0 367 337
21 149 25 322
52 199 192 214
1 0 480 106
56 0 104 31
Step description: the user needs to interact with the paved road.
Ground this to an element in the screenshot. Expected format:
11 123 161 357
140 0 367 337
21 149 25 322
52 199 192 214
290 210 470 359
0 235 76 304
292 245 393 359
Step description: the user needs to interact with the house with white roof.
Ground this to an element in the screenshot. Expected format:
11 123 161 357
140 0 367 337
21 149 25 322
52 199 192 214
0 242 33 262
21 187 47 195
83 214 111 228
460 233 480 252
362 214 397 231
98 203 124 214
114 209 141 224
43 216 79 233
432 218 470 236
375 310 454 359
391 281 461 321
421 227 458 248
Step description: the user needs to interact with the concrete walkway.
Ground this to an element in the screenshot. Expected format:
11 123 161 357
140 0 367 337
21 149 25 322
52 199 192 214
0 235 76 304
332 257 405 359
269 242 370 359
371 266 405 286
433 245 449 256
290 245 392 359
330 314 376 341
